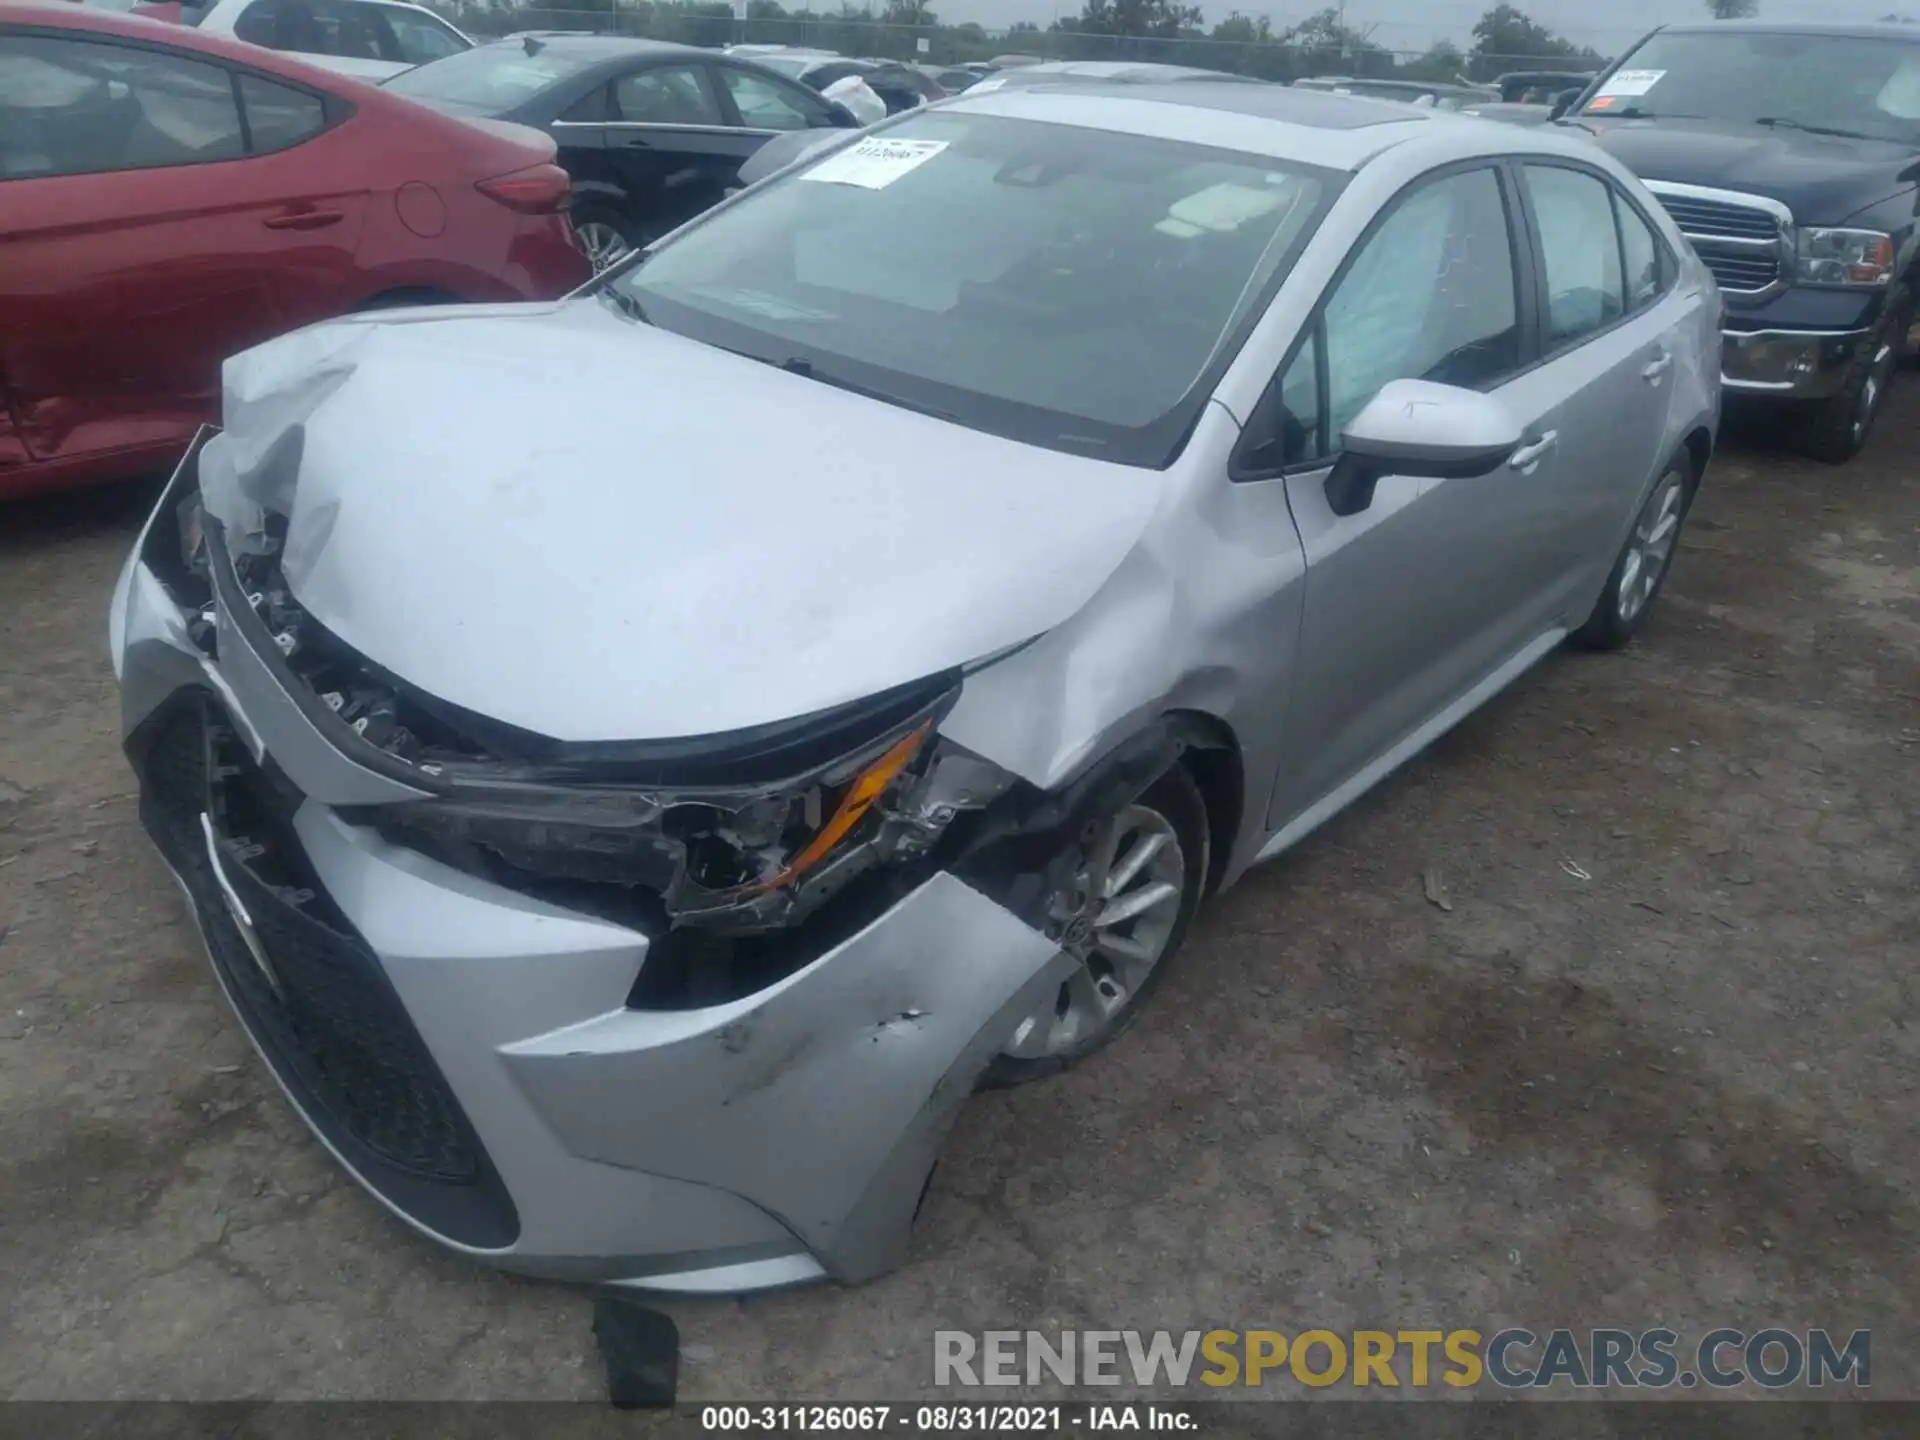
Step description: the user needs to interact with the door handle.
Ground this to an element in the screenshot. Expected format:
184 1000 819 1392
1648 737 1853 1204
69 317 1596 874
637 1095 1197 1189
1642 351 1674 382
263 210 344 231
1508 430 1558 471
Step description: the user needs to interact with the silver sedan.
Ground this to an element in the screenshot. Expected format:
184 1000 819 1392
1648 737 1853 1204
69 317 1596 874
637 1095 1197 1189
110 83 1720 1294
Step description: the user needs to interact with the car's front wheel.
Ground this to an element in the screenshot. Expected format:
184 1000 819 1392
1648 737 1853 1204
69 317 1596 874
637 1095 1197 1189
982 768 1208 1088
1570 455 1695 651
1799 286 1910 464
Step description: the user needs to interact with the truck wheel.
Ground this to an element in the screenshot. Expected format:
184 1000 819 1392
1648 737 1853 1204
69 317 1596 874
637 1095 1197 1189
1798 287 1910 464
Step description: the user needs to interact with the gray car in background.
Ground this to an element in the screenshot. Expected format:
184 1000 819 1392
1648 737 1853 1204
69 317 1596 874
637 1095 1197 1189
110 83 1719 1294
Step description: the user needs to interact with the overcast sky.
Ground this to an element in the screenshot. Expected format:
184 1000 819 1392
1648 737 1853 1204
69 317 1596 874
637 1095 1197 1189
937 0 1917 55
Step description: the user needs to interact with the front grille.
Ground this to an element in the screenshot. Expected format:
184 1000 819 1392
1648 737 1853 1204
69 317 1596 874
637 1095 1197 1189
131 696 519 1249
1650 188 1787 296
1651 193 1779 241
1696 248 1782 293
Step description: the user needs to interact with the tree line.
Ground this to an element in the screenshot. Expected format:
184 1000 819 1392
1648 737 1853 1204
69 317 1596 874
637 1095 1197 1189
446 1 1614 81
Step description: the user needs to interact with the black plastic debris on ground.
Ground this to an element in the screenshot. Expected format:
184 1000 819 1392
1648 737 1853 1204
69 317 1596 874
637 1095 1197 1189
592 1294 679 1409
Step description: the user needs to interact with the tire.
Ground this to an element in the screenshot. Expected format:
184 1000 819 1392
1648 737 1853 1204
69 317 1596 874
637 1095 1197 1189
981 767 1209 1090
570 203 649 275
1569 454 1695 652
1798 286 1910 464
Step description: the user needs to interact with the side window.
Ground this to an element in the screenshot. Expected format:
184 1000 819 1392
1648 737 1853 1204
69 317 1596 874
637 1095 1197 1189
614 65 723 126
238 0 338 56
1523 164 1625 347
719 66 830 131
1614 190 1666 312
1322 166 1521 440
237 75 326 153
1275 331 1322 468
323 1 393 62
559 85 611 123
0 35 243 178
372 6 467 66
1234 330 1322 477
237 0 360 59
231 0 282 47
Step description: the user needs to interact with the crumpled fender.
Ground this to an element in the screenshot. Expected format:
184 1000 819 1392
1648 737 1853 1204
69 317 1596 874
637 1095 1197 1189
501 871 1071 1283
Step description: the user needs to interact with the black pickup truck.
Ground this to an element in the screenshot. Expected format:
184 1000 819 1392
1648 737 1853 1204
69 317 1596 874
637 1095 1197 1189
1556 22 1920 462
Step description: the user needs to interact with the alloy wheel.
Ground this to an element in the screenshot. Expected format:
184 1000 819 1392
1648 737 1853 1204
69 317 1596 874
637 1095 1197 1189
576 222 632 274
1616 469 1687 625
1002 803 1188 1060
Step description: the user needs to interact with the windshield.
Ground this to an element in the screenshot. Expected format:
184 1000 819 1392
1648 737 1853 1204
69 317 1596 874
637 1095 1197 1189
383 42 596 111
611 112 1337 467
1584 31 1920 141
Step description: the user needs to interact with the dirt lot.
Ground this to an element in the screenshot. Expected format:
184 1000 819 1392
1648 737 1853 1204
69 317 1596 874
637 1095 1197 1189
0 397 1915 1403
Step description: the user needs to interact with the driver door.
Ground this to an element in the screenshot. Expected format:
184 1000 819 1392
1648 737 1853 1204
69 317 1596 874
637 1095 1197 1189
1257 163 1563 831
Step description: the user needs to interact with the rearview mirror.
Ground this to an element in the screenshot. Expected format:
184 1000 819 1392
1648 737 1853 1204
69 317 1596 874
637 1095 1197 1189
1324 379 1522 517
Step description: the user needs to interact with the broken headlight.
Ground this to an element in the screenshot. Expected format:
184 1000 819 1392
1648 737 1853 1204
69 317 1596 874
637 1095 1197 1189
350 703 1017 938
199 490 1023 940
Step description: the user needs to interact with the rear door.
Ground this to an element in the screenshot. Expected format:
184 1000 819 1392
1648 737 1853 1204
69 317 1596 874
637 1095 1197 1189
0 27 364 465
598 60 745 237
1499 160 1680 617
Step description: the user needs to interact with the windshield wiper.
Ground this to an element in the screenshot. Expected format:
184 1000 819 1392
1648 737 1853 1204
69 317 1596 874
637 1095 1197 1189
599 287 652 325
774 356 959 422
1754 116 1881 141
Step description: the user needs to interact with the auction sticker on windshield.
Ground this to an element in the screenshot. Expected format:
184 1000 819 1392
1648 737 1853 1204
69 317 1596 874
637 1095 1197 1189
1595 68 1664 97
801 138 948 190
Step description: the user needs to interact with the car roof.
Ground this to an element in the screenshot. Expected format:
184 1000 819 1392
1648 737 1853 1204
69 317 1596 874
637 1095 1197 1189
948 80 1592 172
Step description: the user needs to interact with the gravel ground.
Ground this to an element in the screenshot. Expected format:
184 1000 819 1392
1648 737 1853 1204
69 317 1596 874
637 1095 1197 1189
0 398 1914 1403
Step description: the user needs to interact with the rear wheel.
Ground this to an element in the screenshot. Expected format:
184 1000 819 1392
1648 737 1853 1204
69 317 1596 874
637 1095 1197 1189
982 769 1208 1089
571 204 649 275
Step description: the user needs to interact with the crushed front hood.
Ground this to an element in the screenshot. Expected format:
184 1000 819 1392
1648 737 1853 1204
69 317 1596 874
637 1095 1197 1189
204 301 1164 743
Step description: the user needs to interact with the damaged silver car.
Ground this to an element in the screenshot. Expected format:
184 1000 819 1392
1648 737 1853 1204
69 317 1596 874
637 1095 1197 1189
110 82 1720 1292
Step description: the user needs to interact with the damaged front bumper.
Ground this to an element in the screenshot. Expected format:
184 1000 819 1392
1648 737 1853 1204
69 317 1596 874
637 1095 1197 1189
110 431 1075 1291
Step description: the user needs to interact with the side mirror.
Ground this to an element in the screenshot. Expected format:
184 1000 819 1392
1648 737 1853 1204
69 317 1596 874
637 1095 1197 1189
1324 379 1522 517
1550 88 1581 120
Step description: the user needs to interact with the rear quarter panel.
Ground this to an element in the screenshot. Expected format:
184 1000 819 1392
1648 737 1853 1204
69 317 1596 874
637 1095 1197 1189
348 99 588 301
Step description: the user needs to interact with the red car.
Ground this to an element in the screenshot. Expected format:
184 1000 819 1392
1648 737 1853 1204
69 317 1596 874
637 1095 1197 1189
0 5 590 500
